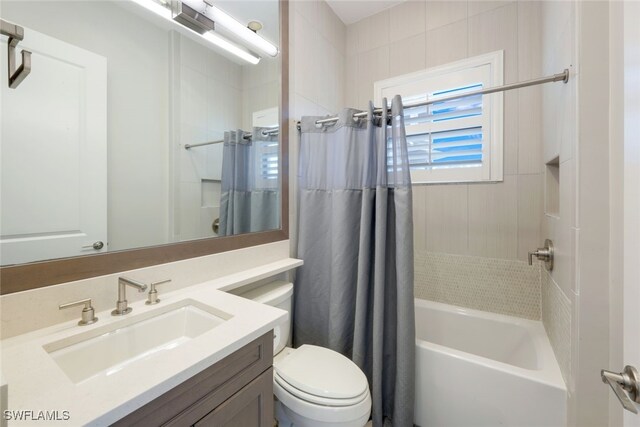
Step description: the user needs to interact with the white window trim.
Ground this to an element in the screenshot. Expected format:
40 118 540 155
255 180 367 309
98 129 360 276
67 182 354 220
374 51 504 184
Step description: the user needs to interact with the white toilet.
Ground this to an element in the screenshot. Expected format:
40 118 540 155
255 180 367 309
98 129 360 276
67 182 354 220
234 281 371 427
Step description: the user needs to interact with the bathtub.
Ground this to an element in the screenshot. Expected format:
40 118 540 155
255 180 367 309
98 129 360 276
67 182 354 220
414 299 567 427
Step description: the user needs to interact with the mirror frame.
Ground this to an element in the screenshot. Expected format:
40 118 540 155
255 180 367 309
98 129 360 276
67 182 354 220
0 0 289 295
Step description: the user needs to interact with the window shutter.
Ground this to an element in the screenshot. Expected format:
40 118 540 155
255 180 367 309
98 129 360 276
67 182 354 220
403 83 484 170
376 51 504 183
259 140 279 182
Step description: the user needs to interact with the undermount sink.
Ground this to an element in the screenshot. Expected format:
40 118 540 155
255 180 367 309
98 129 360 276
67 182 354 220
43 299 231 383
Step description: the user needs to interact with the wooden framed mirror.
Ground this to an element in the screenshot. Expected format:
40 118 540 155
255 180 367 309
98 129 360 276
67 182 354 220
0 0 289 294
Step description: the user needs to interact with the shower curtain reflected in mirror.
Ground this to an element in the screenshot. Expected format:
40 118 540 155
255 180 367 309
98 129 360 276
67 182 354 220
295 96 415 427
218 128 279 236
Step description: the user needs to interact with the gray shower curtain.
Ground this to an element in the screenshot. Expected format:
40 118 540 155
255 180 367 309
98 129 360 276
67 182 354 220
295 95 415 427
219 128 279 236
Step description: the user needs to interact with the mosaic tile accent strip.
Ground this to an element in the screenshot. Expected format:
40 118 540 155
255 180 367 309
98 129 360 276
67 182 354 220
542 270 571 386
414 251 541 320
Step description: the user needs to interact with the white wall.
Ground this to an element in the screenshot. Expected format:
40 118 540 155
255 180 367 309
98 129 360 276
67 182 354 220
605 6 640 426
242 57 280 130
345 1 544 263
2 1 170 251
608 1 624 424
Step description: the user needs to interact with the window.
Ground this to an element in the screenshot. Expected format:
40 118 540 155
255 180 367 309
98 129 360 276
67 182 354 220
252 107 279 186
258 138 279 182
375 51 504 183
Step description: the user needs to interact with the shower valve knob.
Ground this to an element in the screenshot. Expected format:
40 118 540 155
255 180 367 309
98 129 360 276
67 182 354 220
528 239 554 270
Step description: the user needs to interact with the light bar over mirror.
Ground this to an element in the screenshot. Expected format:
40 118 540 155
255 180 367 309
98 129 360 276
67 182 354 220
189 0 279 57
129 0 262 64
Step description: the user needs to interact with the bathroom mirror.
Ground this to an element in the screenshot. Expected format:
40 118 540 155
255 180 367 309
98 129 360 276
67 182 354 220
0 0 288 293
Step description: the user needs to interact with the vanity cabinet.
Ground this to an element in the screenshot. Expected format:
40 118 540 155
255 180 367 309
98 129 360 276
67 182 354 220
112 332 274 427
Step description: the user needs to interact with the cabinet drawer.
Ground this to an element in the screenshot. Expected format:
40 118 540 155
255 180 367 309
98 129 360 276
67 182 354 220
194 368 273 427
111 331 273 427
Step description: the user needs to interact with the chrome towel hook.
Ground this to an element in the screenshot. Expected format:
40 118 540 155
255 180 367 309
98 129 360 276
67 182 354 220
1 19 31 89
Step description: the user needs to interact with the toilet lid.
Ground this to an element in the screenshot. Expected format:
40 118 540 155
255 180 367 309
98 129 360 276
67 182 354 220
274 345 369 400
274 372 370 407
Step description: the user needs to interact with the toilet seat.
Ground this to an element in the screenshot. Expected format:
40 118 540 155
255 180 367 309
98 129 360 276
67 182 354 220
274 345 369 401
274 371 370 407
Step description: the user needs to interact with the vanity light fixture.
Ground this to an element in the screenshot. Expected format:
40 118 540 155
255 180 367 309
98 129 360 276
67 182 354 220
129 0 261 65
201 32 260 65
194 0 279 57
173 2 215 34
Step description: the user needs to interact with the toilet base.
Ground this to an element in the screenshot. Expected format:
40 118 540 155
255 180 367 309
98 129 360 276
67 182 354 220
275 399 294 427
274 400 369 427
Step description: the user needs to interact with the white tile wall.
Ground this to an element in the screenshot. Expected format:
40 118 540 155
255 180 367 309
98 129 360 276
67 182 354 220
357 9 391 53
390 34 426 77
468 1 514 18
468 176 518 259
357 46 391 106
412 186 428 253
425 1 467 31
425 20 468 68
542 269 572 388
414 250 541 320
424 184 469 254
518 88 543 175
241 57 280 129
468 3 518 83
503 91 519 176
175 34 244 242
540 3 579 414
390 1 426 42
344 1 545 264
516 1 543 176
517 174 544 262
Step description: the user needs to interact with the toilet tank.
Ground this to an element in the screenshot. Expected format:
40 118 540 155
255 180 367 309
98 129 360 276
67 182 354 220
233 281 293 355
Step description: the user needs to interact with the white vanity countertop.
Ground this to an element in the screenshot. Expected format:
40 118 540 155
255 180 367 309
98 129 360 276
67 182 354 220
1 279 292 426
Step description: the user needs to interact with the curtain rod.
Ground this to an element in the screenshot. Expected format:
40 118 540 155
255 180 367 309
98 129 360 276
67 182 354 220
296 68 570 130
185 127 279 149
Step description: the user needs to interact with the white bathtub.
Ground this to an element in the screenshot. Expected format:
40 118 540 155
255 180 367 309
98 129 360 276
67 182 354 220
414 299 567 427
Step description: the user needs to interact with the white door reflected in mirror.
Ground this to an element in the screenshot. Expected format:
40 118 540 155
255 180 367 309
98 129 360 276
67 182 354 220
0 28 107 265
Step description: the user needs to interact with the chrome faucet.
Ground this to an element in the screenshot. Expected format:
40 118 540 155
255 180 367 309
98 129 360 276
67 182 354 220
145 279 171 305
59 298 98 326
112 277 148 316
